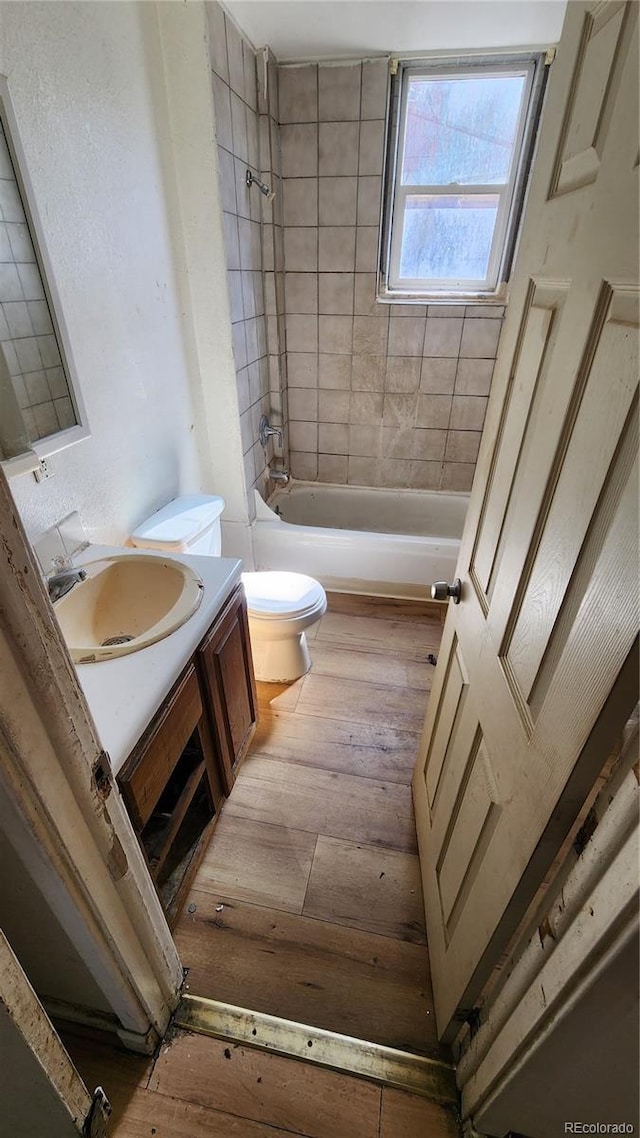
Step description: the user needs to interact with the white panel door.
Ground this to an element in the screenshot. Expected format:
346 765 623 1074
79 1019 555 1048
413 0 639 1042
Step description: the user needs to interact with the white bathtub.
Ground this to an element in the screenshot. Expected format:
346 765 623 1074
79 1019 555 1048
252 482 468 599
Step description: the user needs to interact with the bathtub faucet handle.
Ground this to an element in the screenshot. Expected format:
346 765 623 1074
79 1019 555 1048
259 414 282 448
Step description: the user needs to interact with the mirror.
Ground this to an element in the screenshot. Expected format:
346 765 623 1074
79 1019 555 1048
1 80 85 468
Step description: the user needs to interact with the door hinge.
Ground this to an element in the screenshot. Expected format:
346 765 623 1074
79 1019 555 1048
84 1087 112 1138
92 752 112 800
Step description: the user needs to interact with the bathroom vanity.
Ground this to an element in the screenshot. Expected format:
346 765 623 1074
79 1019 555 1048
74 547 258 925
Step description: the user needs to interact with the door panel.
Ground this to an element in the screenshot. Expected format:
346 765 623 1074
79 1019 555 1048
413 1 639 1041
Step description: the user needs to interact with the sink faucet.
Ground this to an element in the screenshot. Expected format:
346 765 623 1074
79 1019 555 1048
47 556 87 603
259 414 283 449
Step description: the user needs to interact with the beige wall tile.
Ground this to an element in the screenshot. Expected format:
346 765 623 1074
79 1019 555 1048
319 273 354 315
290 450 318 479
408 460 442 489
441 462 475 492
319 63 362 121
319 422 349 454
465 304 504 318
281 123 318 177
319 389 350 423
284 227 318 271
318 453 348 482
287 352 318 387
348 456 379 484
387 317 425 357
212 75 233 150
450 395 488 431
319 227 356 271
445 429 482 463
420 357 457 394
279 65 318 124
356 176 382 226
460 317 502 358
319 354 351 389
423 317 463 358
225 15 244 97
353 315 388 355
380 458 411 487
381 427 414 459
289 387 318 421
230 91 247 162
243 41 258 110
385 357 421 392
206 3 228 84
289 420 318 452
383 393 417 427
217 146 237 213
284 178 318 226
361 59 389 120
455 358 494 397
350 391 384 425
413 428 447 461
286 313 318 353
319 314 353 354
285 273 318 315
319 177 358 226
354 273 386 317
355 227 378 271
351 354 386 391
223 212 240 269
319 122 360 175
349 424 381 457
358 120 385 175
416 394 452 429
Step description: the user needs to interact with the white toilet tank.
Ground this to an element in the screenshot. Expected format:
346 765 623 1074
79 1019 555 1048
131 495 225 556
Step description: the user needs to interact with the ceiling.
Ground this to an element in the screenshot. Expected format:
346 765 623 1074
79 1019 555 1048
224 1 568 61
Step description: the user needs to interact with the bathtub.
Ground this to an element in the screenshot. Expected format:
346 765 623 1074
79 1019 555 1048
252 481 468 599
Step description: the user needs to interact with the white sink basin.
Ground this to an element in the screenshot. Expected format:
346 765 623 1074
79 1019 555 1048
54 554 204 663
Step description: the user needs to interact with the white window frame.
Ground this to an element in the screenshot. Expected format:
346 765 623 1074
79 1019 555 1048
381 55 546 303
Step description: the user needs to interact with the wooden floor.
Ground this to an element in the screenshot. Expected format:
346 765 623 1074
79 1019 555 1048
174 593 448 1062
61 595 459 1137
63 1027 460 1137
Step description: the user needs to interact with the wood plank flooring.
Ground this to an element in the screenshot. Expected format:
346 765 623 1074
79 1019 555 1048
59 596 458 1137
174 593 448 1063
63 1028 460 1138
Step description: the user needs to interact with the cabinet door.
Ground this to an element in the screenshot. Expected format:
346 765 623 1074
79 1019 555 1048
198 584 258 794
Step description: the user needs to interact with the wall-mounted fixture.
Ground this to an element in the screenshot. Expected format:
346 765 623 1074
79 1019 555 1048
259 414 282 448
245 169 275 203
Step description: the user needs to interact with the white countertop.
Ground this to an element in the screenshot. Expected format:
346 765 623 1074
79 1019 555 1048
72 545 242 776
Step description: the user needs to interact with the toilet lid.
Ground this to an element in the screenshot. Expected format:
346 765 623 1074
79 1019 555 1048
242 571 325 619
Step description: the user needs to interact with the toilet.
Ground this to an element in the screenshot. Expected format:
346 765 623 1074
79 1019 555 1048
130 494 326 683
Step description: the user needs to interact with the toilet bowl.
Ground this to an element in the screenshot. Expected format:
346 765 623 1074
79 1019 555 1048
130 495 327 683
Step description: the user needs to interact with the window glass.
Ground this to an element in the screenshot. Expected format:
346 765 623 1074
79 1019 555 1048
383 57 544 298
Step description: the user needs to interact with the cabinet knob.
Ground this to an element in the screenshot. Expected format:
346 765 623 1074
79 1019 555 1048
431 578 462 604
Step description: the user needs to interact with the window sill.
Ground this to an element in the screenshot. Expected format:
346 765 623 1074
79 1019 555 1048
378 282 509 307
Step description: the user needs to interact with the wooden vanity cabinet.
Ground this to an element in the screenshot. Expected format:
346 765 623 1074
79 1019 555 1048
197 584 258 795
116 582 257 925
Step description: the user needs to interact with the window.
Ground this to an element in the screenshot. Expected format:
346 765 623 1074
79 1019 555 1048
381 57 546 301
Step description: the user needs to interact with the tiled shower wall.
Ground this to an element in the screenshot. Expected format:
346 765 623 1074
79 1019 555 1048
278 60 504 492
206 2 279 501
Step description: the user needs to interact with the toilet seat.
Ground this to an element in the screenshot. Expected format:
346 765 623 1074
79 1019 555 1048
242 571 326 621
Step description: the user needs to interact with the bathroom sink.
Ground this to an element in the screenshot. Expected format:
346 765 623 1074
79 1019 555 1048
54 554 204 663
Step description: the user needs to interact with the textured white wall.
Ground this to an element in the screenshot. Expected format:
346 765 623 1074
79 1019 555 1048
0 1 206 545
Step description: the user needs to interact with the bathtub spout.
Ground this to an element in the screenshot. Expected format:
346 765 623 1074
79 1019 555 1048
269 467 289 486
